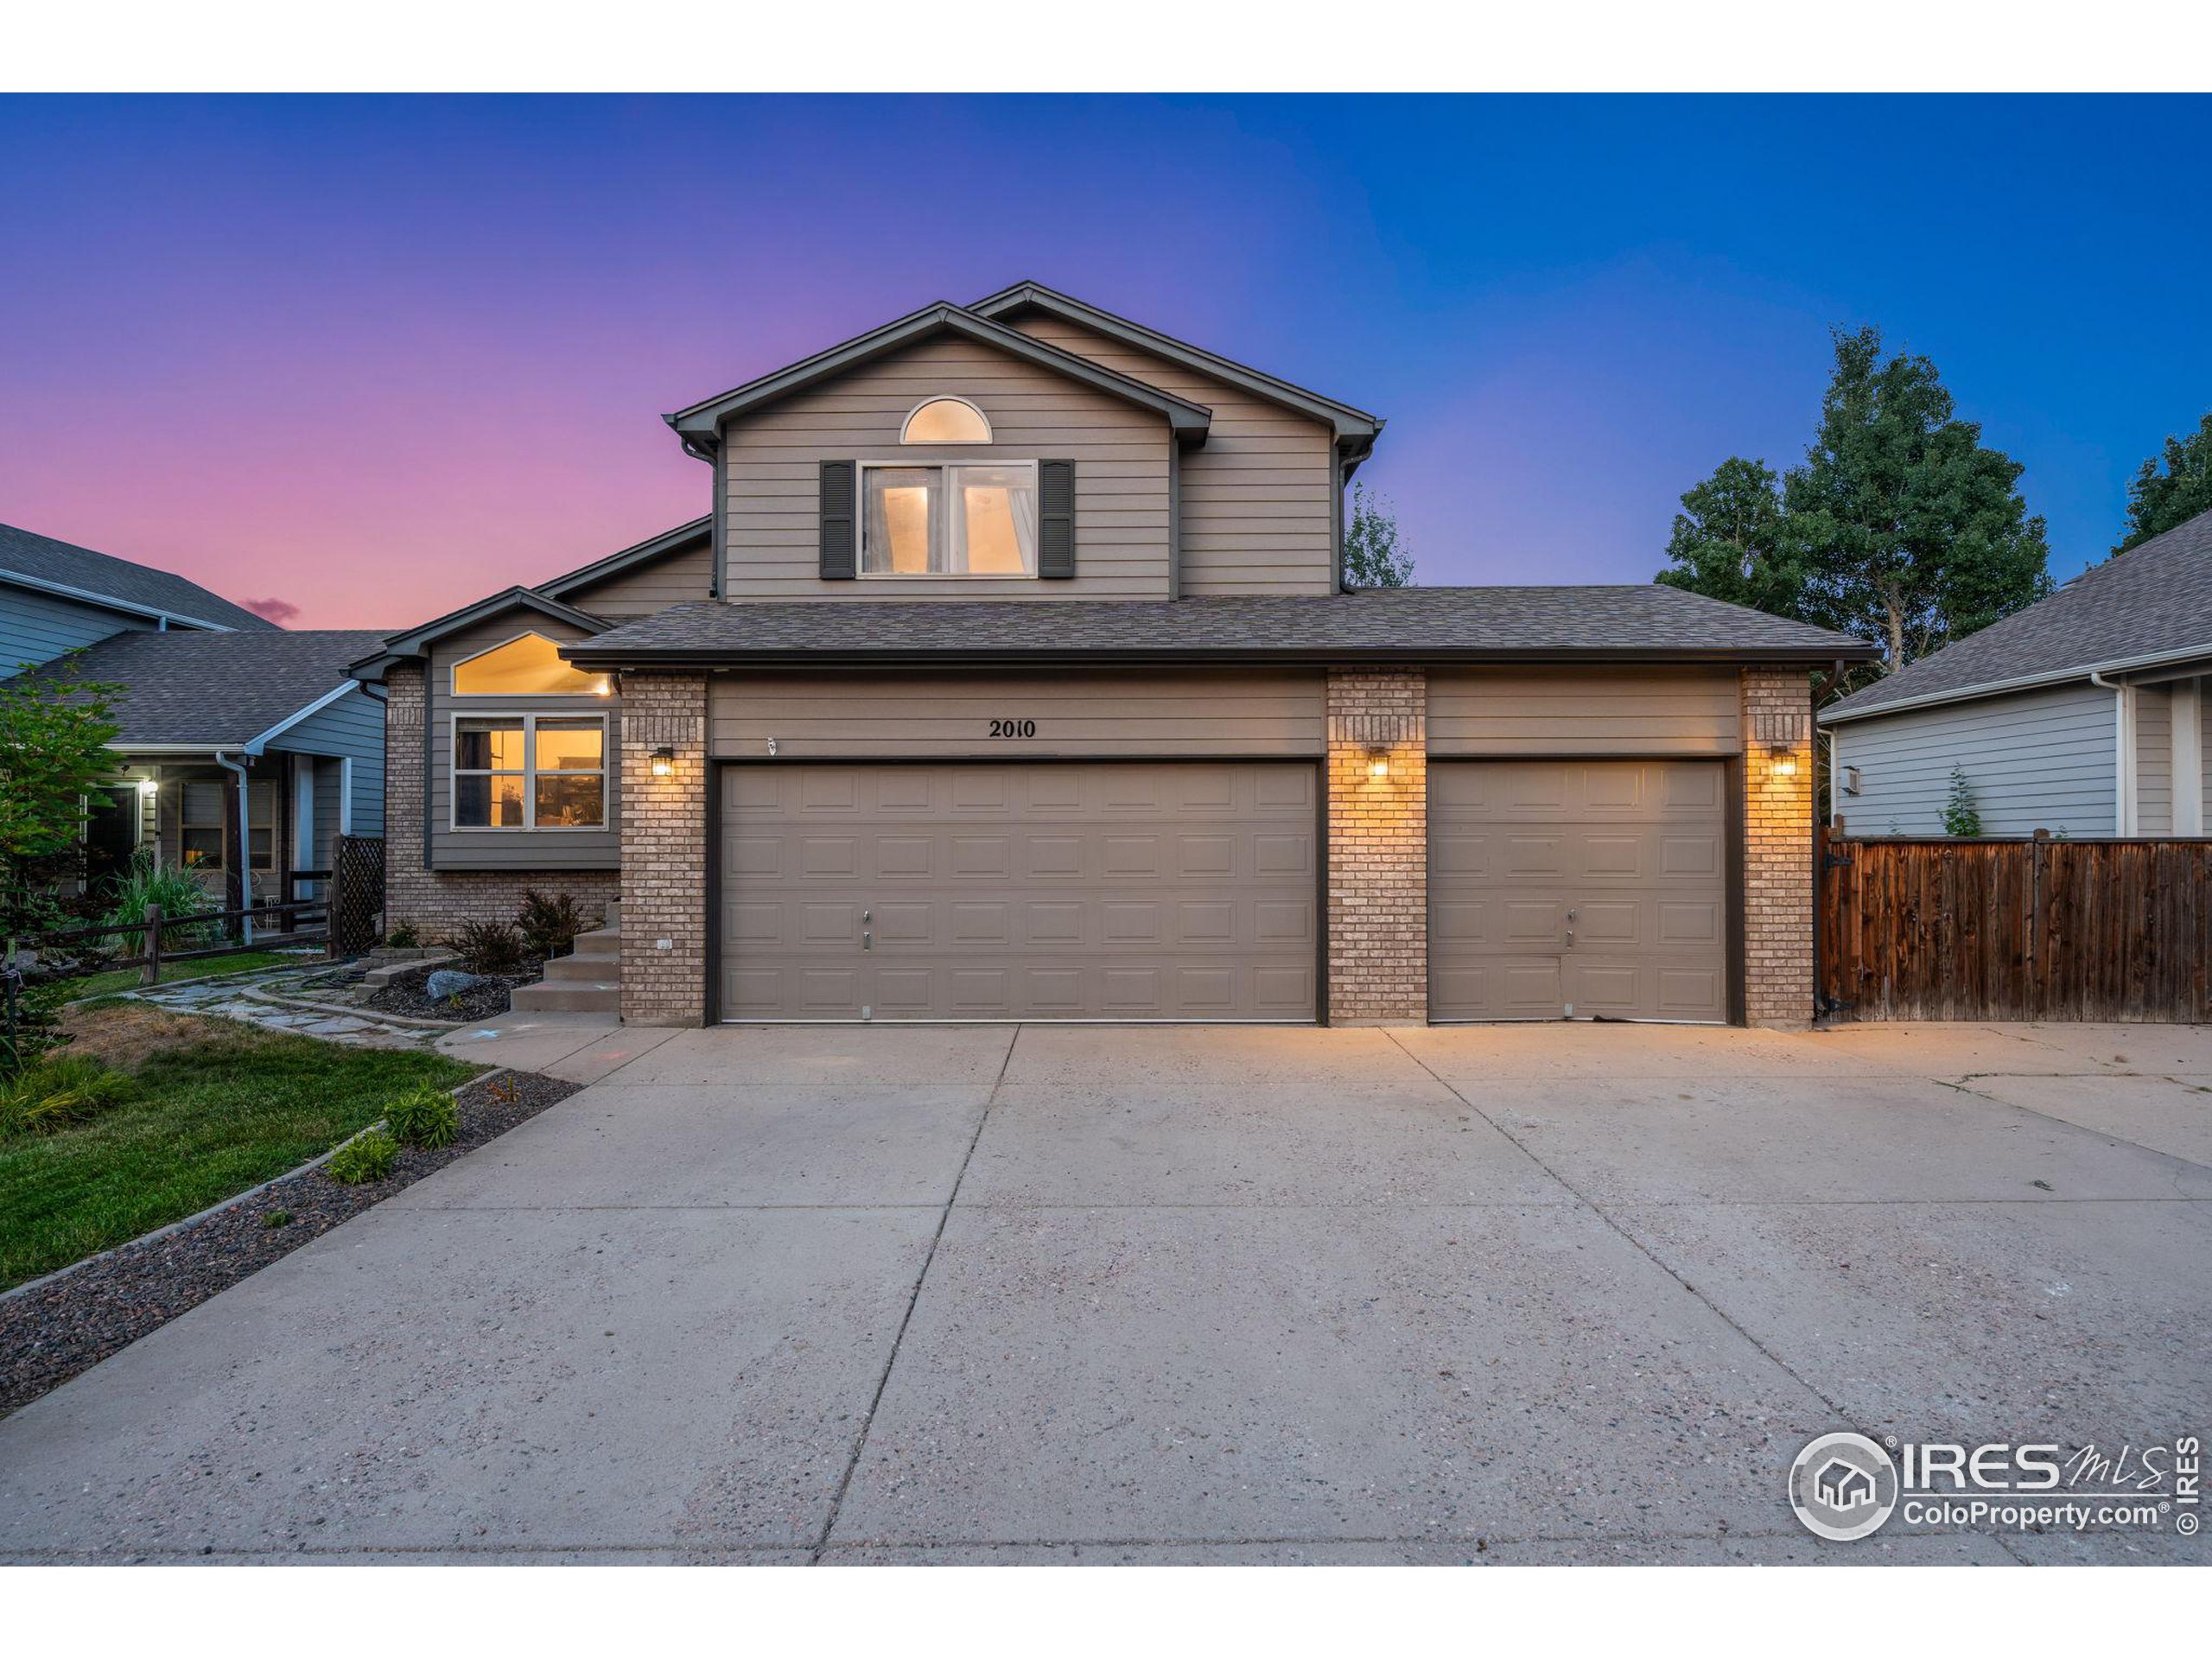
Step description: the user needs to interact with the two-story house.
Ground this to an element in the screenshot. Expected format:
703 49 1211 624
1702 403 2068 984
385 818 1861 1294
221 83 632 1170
353 284 1873 1027
2 522 387 912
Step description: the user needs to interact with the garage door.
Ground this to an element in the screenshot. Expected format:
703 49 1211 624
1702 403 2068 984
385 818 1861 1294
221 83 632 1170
720 762 1318 1020
1429 760 1729 1022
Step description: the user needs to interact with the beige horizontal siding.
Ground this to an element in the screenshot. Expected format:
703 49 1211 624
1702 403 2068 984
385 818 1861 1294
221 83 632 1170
562 537 715 618
719 335 1172 601
710 667 1325 759
1427 666 1742 756
1007 315 1338 598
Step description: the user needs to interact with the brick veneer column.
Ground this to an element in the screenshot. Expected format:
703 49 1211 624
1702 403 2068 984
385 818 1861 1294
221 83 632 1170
620 672 709 1027
378 660 620 943
1325 669 1427 1025
1741 665 1815 1027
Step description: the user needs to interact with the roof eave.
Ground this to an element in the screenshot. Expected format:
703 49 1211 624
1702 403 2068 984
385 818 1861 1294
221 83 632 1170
1820 640 2212 725
538 517 715 602
353 586 610 679
564 643 1872 672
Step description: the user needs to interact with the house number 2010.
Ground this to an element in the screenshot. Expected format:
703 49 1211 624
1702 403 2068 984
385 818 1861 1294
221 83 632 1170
988 719 1038 738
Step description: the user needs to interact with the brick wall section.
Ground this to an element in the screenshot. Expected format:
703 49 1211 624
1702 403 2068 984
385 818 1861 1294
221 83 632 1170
1741 665 1815 1027
1325 669 1427 1024
379 662 620 941
619 673 709 1027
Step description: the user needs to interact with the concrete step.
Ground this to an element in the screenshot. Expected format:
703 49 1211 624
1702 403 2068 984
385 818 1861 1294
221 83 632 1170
566 926 621 961
543 950 621 982
512 980 620 1014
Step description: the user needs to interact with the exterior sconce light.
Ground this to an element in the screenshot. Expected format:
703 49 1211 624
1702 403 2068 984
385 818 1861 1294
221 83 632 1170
1769 743 1798 779
650 746 676 779
1367 746 1390 782
138 777 159 795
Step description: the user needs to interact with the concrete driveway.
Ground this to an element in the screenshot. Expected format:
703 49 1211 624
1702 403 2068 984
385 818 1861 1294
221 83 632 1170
3 1020 2208 1565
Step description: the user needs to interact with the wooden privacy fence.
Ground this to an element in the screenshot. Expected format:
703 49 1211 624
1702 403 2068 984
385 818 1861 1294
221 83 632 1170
1818 830 2212 1023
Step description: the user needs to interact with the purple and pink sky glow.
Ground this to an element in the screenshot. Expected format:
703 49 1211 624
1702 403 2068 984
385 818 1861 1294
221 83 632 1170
3 94 2208 628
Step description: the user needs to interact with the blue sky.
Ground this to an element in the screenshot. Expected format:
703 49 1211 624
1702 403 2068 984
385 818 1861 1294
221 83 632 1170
1 94 2204 623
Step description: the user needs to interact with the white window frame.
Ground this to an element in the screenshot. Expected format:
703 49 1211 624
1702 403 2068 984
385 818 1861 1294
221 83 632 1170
856 459 1039 580
449 630 613 699
899 396 991 445
449 711 608 832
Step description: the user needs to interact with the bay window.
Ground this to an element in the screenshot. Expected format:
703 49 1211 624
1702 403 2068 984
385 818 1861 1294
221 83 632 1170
454 715 606 830
860 461 1038 577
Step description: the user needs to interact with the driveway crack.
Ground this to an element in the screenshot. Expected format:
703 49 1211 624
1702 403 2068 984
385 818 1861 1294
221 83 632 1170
810 1022 1021 1562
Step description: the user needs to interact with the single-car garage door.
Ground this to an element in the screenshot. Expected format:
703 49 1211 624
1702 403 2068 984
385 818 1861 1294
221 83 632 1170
1429 759 1730 1023
720 761 1318 1020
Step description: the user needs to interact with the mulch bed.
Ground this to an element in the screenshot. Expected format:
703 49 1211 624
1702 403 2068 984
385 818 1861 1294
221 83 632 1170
0 1069 580 1420
359 959 546 1021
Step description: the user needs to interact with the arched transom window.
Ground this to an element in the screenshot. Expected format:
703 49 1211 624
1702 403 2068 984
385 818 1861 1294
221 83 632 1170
901 397 991 444
451 632 610 697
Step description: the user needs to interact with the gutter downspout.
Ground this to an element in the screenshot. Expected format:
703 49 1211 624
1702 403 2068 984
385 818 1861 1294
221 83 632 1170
213 750 254 944
1809 658 1845 1022
2088 670 2131 836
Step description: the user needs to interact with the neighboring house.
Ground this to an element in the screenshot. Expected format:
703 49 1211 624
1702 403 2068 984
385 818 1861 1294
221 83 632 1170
1 523 386 908
1821 507 2212 838
354 282 1873 1028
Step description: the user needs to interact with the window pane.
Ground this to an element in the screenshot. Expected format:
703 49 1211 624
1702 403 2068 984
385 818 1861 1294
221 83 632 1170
902 397 989 443
455 773 526 828
535 720 603 771
535 774 604 828
950 465 1037 575
452 632 609 696
181 828 224 868
250 826 274 869
457 719 525 771
862 467 937 574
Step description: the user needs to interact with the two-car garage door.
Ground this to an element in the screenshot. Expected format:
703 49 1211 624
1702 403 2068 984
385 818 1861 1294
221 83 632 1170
1428 759 1731 1023
721 761 1318 1020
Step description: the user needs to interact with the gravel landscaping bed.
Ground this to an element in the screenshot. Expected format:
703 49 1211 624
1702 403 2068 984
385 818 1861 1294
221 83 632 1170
360 960 546 1021
0 1069 579 1419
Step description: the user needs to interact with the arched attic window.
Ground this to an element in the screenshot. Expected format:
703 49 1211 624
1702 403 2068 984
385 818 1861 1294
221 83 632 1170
901 397 991 444
452 632 611 697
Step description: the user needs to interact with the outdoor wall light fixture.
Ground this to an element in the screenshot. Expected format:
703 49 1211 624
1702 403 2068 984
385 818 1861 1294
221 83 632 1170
1367 745 1390 781
1769 743 1798 778
650 746 676 779
138 778 158 795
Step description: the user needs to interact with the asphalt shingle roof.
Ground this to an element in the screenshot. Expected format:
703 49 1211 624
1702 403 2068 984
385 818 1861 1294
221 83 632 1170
0 522 279 632
566 586 1873 665
18 629 389 747
1823 508 2212 721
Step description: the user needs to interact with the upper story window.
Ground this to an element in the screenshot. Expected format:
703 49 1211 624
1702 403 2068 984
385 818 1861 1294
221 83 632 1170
861 462 1037 576
900 397 991 444
452 632 611 697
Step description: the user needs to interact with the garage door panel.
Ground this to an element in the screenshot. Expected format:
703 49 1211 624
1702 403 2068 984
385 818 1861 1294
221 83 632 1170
1432 760 1727 1023
722 761 1317 1020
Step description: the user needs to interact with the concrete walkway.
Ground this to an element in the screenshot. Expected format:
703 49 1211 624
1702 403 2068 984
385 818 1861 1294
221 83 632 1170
2 1020 2206 1564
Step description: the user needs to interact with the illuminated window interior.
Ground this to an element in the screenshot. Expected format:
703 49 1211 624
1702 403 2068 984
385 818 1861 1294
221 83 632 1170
451 632 609 697
900 397 991 444
861 462 1037 576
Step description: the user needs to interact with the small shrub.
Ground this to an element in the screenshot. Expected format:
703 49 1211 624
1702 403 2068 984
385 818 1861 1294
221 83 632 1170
1 975 74 1074
0 1055 132 1135
517 889 587 960
386 1084 460 1150
326 1128 399 1185
100 850 216 950
386 922 422 950
264 1209 293 1229
448 920 524 976
1942 766 1985 838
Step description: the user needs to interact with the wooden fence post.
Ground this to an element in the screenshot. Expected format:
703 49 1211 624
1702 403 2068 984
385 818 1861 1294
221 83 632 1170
142 902 164 988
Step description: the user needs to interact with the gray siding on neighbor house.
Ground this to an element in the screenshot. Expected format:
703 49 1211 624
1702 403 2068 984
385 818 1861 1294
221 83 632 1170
424 612 620 870
2135 685 2173 834
718 334 1174 601
1007 314 1340 598
1829 681 2118 837
562 537 716 618
0 583 151 674
270 684 386 838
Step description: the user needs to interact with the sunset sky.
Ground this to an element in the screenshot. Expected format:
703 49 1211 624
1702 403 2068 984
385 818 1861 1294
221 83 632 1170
3 94 2207 628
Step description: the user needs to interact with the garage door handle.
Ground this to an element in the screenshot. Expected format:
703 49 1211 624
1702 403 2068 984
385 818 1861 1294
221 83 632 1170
862 931 872 950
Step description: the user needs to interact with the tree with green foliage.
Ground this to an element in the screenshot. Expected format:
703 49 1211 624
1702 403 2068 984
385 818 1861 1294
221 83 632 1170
0 664 122 937
2113 411 2212 556
1343 482 1414 588
1657 327 2050 693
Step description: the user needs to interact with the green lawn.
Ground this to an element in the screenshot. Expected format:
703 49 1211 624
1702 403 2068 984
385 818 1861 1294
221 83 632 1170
59 950 306 1002
0 1018 478 1289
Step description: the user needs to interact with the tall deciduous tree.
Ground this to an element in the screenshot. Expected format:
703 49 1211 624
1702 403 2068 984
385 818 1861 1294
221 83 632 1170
2113 411 2212 555
1343 482 1414 588
0 664 121 934
1656 327 2050 690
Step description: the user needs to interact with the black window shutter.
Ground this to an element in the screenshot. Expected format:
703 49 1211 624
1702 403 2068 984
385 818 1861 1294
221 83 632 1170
1038 459 1076 580
818 460 856 580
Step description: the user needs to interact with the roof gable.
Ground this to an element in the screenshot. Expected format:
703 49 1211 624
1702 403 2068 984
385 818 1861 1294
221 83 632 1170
665 302 1212 448
17 629 386 749
0 522 280 632
538 517 713 603
351 587 609 681
969 281 1382 445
